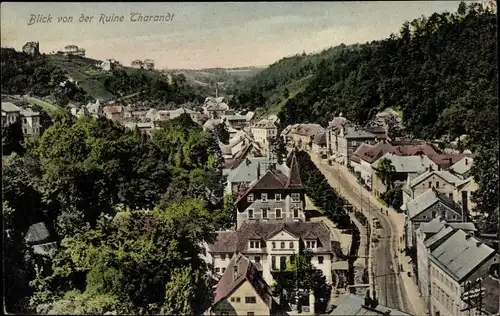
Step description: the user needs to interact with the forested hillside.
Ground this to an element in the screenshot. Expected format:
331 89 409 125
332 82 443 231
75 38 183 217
3 113 230 314
231 2 498 230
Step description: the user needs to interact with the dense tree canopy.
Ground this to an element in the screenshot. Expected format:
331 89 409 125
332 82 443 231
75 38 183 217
2 112 229 314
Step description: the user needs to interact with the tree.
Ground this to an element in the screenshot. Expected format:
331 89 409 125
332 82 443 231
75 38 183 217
273 250 330 313
214 121 230 144
2 118 25 156
376 158 396 191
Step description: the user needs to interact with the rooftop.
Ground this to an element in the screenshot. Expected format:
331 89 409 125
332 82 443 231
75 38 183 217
430 229 496 282
406 188 462 220
227 157 290 183
328 294 411 315
372 153 437 174
1 102 22 113
409 170 462 188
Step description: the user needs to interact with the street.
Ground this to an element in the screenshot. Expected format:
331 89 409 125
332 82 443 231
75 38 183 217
308 154 413 314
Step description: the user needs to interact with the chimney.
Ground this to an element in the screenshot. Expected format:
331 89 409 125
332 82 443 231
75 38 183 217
369 298 379 308
233 264 238 280
309 292 315 314
476 241 482 247
364 296 371 306
466 233 472 239
257 163 261 179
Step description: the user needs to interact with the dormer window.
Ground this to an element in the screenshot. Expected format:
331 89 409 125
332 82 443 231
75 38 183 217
306 240 316 249
291 193 300 202
248 194 254 202
275 194 281 201
261 193 268 202
249 240 261 249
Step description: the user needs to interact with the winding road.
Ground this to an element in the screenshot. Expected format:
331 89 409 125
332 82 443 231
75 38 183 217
308 154 414 314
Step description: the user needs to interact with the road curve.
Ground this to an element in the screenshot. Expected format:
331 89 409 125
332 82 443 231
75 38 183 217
309 155 413 314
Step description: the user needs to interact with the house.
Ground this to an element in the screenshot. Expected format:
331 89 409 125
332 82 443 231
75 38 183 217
85 99 103 118
349 140 394 188
22 41 40 56
205 221 337 285
2 102 41 136
415 216 478 307
168 107 202 123
327 293 411 315
223 114 252 131
103 105 123 121
327 123 378 166
448 156 475 180
225 157 290 195
427 154 471 171
25 222 58 256
234 152 306 229
203 96 230 119
143 59 155 70
402 169 462 204
250 119 278 151
282 124 325 153
205 254 277 316
203 118 223 133
100 59 116 72
371 153 438 197
311 132 328 158
63 45 86 57
427 229 499 316
131 60 144 69
1 101 21 125
403 188 464 250
453 177 479 218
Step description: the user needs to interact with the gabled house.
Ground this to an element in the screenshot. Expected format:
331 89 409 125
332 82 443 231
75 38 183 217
427 229 499 316
205 254 277 316
205 221 337 285
427 154 471 172
311 132 328 158
251 119 278 151
349 140 394 188
402 169 462 204
453 177 479 218
282 124 325 153
448 156 474 180
103 105 123 121
225 158 290 195
371 153 438 197
234 152 306 229
402 188 464 250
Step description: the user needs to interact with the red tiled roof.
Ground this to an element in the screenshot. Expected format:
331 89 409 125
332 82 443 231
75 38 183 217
103 105 122 114
391 143 439 157
427 154 472 168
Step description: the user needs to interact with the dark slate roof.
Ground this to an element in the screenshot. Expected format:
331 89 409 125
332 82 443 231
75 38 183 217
208 221 333 253
430 229 496 282
212 254 273 310
329 294 411 315
25 222 51 244
312 132 327 145
286 152 304 189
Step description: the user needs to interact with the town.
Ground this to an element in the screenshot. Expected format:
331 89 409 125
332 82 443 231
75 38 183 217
2 1 499 316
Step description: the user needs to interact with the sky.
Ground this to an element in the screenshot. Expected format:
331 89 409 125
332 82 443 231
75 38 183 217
1 1 465 69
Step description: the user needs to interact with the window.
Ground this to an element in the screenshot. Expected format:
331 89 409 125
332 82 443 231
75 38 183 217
255 256 261 263
280 256 287 270
250 241 260 249
289 242 294 249
436 181 440 188
281 242 285 249
262 208 268 219
222 312 229 316
236 297 241 302
428 181 432 188
245 296 257 304
272 242 276 249
248 209 254 219
291 193 300 202
352 141 357 146
216 267 220 273
306 240 316 248
275 193 281 201
318 256 324 264
275 208 282 218
261 193 268 202
23 128 27 134
432 211 437 218
23 118 27 124
293 208 299 218
441 211 446 218
222 268 226 273
271 256 276 270
221 253 226 260
231 297 235 302
449 193 453 199
247 312 255 316
247 194 254 202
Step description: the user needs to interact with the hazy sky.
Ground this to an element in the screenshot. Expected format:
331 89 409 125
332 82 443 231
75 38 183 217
2 1 464 69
